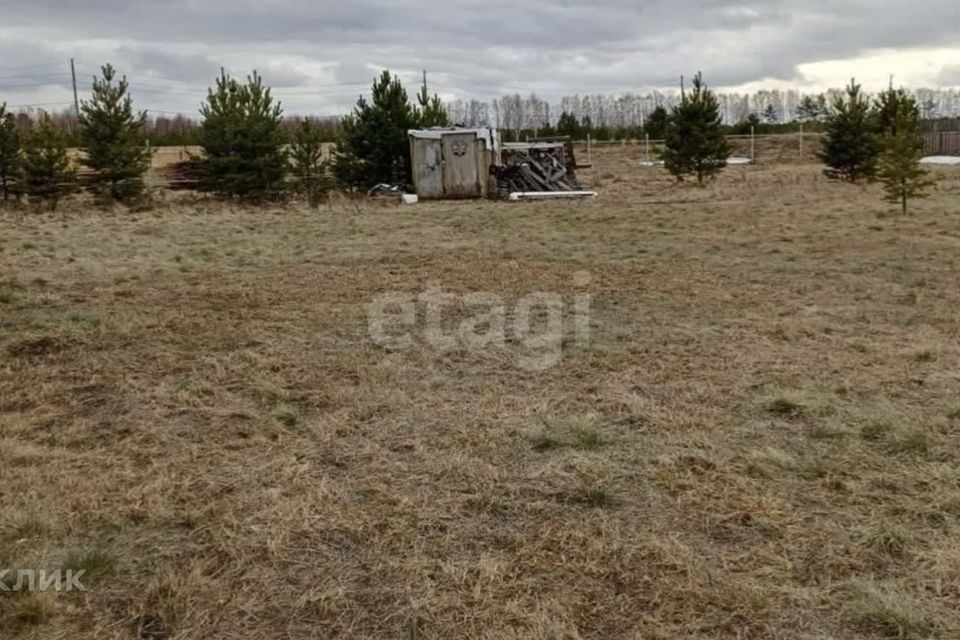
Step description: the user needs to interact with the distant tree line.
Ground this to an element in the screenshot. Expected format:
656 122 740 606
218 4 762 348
449 87 960 137
9 83 959 149
500 109 811 143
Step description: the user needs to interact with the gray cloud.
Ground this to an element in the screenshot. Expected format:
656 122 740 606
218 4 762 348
1 0 959 114
937 64 960 86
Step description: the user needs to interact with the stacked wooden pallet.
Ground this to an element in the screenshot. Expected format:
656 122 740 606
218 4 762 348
493 141 582 198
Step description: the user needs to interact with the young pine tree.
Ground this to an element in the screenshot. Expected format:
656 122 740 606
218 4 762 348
199 71 288 200
21 115 76 210
663 73 730 185
644 106 669 140
875 86 911 136
416 72 451 128
763 104 779 124
291 120 331 207
79 64 151 203
876 92 935 215
0 103 22 201
556 112 581 138
818 79 880 182
735 112 762 136
797 95 821 123
333 71 420 189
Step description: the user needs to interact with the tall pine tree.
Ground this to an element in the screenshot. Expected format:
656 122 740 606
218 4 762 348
21 115 76 210
663 73 730 185
198 71 288 200
0 103 21 201
79 64 151 203
818 79 880 182
333 71 420 188
876 91 935 215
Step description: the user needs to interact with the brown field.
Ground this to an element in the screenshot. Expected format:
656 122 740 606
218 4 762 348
2 147 960 639
142 144 338 171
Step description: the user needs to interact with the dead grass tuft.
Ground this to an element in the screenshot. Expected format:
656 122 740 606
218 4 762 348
11 593 55 626
766 395 805 418
849 582 931 639
62 547 118 580
572 484 615 508
886 429 931 456
5 334 72 358
531 417 606 452
270 403 300 427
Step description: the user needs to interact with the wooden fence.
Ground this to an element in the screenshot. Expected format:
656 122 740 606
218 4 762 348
923 131 960 156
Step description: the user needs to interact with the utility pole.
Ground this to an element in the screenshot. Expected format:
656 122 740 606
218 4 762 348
70 58 80 117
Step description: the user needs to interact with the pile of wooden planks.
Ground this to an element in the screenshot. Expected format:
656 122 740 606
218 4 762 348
493 141 582 198
157 158 203 190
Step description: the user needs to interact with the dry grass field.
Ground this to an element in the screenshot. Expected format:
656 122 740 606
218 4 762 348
2 147 960 639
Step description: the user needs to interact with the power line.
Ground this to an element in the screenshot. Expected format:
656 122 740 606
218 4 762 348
0 63 66 75
2 101 75 109
0 80 72 91
109 67 371 90
0 72 71 83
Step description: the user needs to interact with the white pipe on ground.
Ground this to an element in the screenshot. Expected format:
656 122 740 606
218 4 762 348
508 191 598 201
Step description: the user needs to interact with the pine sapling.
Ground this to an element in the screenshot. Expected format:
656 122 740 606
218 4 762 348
79 64 151 203
819 79 880 182
21 115 76 210
291 119 332 207
333 70 420 188
877 94 935 215
198 70 288 200
663 72 730 185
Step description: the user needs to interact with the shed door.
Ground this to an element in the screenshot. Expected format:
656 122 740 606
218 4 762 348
441 133 481 198
412 137 443 199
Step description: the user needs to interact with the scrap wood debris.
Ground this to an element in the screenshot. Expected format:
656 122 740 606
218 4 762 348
493 141 583 198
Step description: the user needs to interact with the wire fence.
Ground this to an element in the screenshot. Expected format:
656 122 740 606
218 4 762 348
571 131 826 164
573 129 960 163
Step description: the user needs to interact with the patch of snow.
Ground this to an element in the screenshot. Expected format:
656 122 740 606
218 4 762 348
920 156 960 165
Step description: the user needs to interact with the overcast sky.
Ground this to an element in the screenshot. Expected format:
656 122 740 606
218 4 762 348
1 0 959 116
